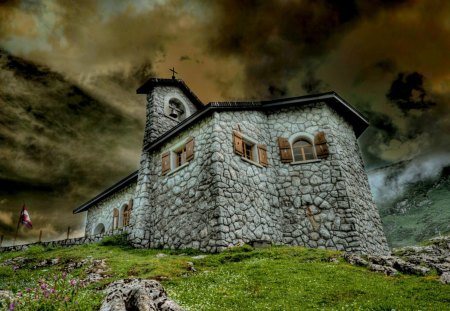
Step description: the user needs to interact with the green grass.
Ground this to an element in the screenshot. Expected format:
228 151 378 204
1 240 449 310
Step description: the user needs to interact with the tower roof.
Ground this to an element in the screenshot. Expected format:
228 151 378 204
136 78 204 109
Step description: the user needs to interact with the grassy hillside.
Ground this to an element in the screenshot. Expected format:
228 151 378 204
1 237 449 310
379 172 450 248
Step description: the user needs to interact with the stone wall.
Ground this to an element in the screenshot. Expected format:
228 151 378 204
130 115 220 251
85 182 136 236
212 110 283 248
130 99 389 254
0 229 126 253
267 103 388 254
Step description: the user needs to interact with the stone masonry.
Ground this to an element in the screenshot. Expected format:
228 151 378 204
74 78 390 255
124 79 390 255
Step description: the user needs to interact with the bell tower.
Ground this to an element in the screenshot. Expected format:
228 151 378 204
136 78 203 149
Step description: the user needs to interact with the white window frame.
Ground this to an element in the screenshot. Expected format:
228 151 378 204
239 133 263 167
288 132 321 164
162 137 192 175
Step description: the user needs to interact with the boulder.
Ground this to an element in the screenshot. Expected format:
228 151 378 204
368 263 398 276
343 253 368 267
100 279 183 311
439 272 450 284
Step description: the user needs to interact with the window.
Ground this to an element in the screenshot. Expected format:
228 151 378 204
233 131 268 167
292 139 315 161
243 141 254 161
122 204 130 227
162 136 195 175
278 131 329 164
112 208 119 230
175 145 187 168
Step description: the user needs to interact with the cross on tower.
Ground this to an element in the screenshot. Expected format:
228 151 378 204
169 67 178 79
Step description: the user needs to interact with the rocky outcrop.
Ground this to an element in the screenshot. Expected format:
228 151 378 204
344 236 450 281
99 279 183 311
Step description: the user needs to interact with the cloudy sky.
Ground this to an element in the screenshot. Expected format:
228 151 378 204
0 0 449 245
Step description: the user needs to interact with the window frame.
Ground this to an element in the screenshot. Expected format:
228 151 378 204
161 137 195 176
288 133 321 164
292 138 316 162
236 132 264 167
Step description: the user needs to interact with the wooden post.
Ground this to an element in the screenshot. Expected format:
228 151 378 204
67 226 70 240
0 235 3 247
38 230 42 243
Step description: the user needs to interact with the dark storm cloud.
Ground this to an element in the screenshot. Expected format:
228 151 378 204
359 71 450 170
0 0 450 243
0 49 142 242
387 72 435 113
202 0 412 98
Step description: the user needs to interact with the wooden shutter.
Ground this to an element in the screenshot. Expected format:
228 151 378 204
314 131 329 159
161 151 171 175
278 137 293 163
258 144 268 167
233 131 244 156
185 136 195 161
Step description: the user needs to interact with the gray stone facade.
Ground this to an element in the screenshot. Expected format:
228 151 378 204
85 182 136 236
75 78 390 255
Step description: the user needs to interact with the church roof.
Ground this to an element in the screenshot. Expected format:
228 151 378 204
136 78 204 109
144 91 369 152
73 170 138 214
73 88 369 214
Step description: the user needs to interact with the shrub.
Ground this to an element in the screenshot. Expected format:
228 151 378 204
99 233 129 247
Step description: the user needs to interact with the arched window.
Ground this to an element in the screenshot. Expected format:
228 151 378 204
122 204 131 227
166 98 187 121
292 138 316 161
112 208 119 230
93 223 105 235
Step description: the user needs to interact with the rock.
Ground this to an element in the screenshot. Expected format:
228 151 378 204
439 272 450 284
392 258 430 276
191 255 207 259
368 263 398 276
0 290 14 301
2 256 29 268
344 253 368 267
82 259 110 284
99 279 183 311
186 262 196 272
156 253 167 258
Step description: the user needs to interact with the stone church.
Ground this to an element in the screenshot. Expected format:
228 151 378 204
73 78 390 255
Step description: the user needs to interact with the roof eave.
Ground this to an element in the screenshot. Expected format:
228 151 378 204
72 170 139 214
136 78 204 109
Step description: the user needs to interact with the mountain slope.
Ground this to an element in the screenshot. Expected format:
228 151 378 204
370 164 450 247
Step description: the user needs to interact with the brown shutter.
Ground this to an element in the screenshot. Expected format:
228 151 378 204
161 151 170 175
233 131 244 156
314 131 329 159
185 136 195 161
278 137 293 163
258 144 268 167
